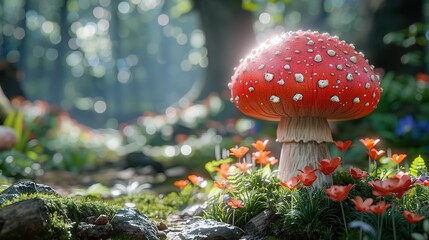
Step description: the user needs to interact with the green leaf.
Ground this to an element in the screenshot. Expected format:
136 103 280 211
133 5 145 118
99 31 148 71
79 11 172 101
205 158 233 173
409 155 427 177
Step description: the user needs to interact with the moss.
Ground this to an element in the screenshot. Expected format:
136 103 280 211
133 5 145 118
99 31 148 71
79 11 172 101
1 192 184 239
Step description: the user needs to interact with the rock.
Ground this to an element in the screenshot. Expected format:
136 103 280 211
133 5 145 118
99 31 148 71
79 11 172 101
173 219 245 240
157 221 168 231
243 210 273 236
0 198 50 239
239 235 270 240
76 222 113 240
110 207 160 240
0 181 59 205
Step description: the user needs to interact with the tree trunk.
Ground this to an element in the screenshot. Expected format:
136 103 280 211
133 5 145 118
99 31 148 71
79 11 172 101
193 0 256 100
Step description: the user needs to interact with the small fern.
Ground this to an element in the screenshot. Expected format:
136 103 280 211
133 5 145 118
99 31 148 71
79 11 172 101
409 155 427 177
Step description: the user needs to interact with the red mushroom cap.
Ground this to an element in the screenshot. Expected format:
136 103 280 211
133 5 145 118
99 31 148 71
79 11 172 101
229 30 382 121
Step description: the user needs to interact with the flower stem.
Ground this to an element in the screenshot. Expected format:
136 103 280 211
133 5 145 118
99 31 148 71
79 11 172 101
392 202 397 240
340 202 348 236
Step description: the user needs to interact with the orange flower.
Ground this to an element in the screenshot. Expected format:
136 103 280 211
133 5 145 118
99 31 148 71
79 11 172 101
402 210 425 224
173 180 189 189
229 146 249 159
214 180 229 189
188 175 204 185
234 162 252 172
251 140 269 151
227 199 244 209
215 163 230 180
267 156 279 166
422 180 429 186
350 196 373 213
368 148 385 161
368 201 391 215
324 184 354 202
252 151 271 165
296 166 318 187
318 157 342 175
391 154 407 164
368 174 414 198
350 167 368 180
333 140 353 152
280 176 300 190
360 138 381 150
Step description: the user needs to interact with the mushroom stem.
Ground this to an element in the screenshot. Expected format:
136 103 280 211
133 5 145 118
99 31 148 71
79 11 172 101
277 117 333 188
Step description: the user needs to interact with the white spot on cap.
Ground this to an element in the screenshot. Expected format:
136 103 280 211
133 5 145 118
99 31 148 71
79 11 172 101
350 44 356 49
330 96 340 102
370 75 375 82
365 102 369 107
277 79 285 85
275 51 281 56
353 97 360 103
307 40 314 45
308 49 314 53
235 96 240 101
283 64 291 70
372 92 376 98
318 80 329 88
314 55 322 62
293 93 303 101
327 50 336 56
258 64 265 70
346 73 353 81
350 56 357 63
336 64 343 70
264 73 274 81
294 73 304 82
228 83 232 89
363 67 368 73
285 57 292 61
365 82 370 89
249 87 254 92
270 95 280 103
230 98 233 103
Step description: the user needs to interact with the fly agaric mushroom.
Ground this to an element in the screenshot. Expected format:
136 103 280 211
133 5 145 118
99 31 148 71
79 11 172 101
229 30 382 188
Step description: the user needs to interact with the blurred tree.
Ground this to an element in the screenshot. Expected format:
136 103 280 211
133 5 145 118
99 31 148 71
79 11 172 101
192 0 256 99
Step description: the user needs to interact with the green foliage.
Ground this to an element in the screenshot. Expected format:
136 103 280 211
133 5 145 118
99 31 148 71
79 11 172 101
276 189 341 239
4 111 31 151
410 155 427 177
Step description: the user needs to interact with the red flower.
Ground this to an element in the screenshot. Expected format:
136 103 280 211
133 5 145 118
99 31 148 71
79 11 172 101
368 201 391 215
188 175 204 185
368 148 385 161
350 167 368 180
318 157 342 175
324 184 354 202
350 196 373 213
215 163 230 180
251 140 269 151
229 146 249 159
422 180 429 186
173 180 189 189
416 72 429 83
360 138 381 150
296 166 318 187
228 199 244 209
368 174 414 198
391 154 407 164
214 180 229 189
402 210 425 224
234 162 252 172
333 140 353 152
280 176 300 190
